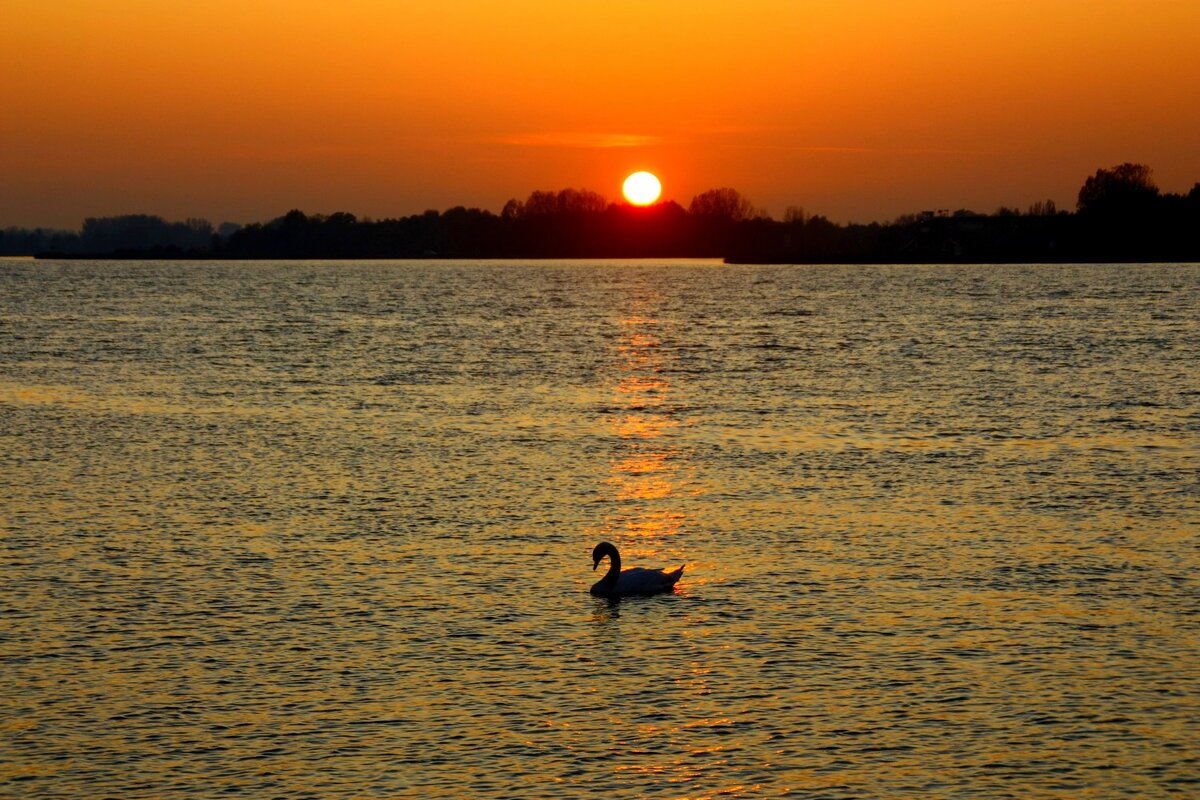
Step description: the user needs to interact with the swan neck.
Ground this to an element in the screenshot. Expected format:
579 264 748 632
601 544 621 585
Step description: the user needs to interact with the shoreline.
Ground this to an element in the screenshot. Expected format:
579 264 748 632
25 251 1200 265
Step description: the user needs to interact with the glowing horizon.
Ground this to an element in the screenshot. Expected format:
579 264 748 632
2 1 1199 228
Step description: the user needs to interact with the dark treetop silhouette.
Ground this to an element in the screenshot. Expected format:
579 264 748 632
8 164 1198 263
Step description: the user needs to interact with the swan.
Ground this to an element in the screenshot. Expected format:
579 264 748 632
590 541 684 597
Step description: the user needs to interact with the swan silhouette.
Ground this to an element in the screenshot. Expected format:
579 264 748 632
590 541 684 597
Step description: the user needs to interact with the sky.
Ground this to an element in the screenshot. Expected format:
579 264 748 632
3 0 1199 229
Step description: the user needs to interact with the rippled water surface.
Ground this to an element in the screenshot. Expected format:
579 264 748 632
2 260 1198 798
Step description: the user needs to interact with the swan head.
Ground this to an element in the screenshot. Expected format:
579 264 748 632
592 541 617 571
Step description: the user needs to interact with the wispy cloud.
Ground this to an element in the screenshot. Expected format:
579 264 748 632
487 130 993 157
721 141 996 156
489 132 670 149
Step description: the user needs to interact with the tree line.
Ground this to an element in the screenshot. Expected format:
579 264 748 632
6 164 1198 262
1 215 236 259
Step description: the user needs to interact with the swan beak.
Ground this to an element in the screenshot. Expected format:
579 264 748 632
592 560 599 571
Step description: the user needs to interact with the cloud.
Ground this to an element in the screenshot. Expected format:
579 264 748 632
720 140 996 156
490 132 669 149
486 130 993 157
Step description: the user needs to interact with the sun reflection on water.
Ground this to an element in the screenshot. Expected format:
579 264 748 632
594 305 697 566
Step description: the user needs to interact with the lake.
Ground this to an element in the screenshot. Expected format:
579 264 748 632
1 260 1197 798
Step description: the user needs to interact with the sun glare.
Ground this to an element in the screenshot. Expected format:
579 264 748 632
623 172 662 206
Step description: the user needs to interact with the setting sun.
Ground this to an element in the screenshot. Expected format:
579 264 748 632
623 172 662 206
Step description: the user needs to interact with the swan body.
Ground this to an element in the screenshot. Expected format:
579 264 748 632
590 541 683 597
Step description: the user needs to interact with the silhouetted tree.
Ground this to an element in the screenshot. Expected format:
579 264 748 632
557 188 608 215
1026 199 1057 216
1072 163 1179 259
75 214 214 253
1077 163 1158 215
501 199 523 220
505 188 607 219
0 226 82 255
688 188 757 222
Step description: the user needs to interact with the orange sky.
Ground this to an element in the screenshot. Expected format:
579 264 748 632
3 0 1199 228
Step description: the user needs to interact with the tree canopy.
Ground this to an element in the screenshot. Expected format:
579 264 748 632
688 188 759 222
1077 162 1159 215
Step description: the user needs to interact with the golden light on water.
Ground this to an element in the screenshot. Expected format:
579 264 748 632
596 305 695 555
5 262 1198 798
607 453 677 501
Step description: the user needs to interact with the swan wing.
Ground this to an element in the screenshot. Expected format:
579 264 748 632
614 566 684 595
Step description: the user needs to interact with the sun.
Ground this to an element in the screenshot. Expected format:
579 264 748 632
623 171 662 206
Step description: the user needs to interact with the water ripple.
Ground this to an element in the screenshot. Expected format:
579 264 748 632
1 260 1197 797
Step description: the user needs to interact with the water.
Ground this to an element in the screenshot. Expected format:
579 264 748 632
1 259 1197 798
